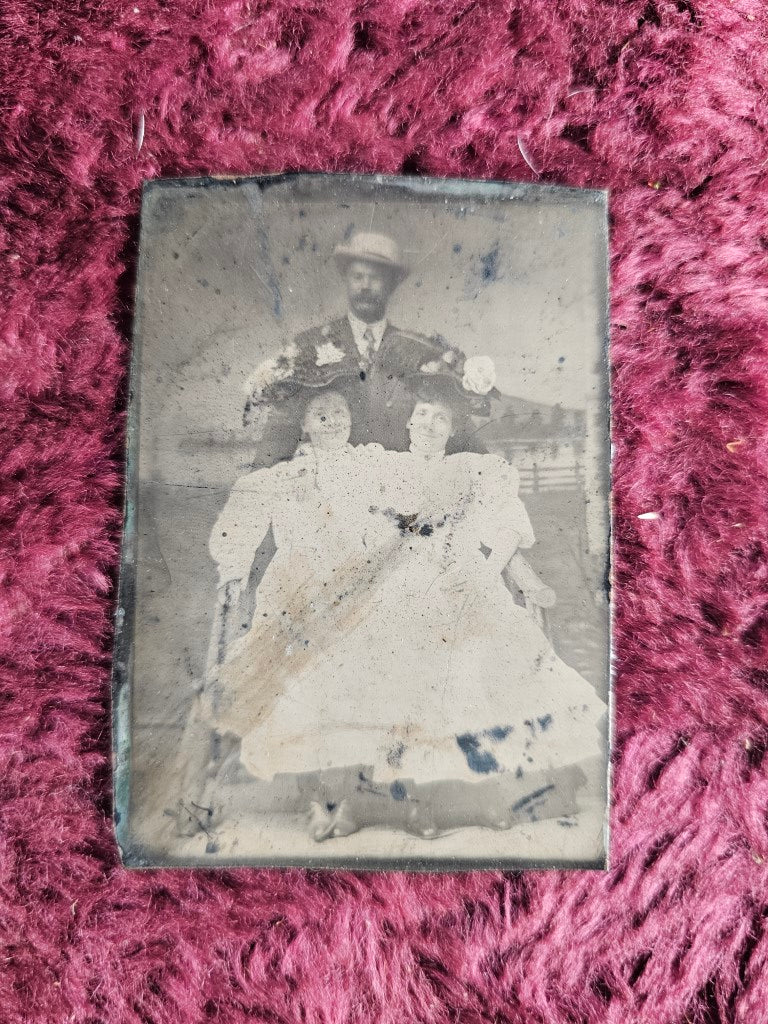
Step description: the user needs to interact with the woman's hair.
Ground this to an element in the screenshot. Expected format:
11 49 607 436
303 388 349 414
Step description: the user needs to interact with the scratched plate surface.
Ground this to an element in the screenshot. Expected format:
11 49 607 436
113 173 611 869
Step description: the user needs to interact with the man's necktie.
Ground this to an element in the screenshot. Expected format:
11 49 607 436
361 327 375 364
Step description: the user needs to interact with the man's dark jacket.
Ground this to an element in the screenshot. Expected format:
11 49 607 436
245 316 485 464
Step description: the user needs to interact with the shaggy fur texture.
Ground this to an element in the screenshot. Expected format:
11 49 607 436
2 1 768 1021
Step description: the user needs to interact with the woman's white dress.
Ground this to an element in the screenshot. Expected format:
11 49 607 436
208 442 397 739
231 447 607 785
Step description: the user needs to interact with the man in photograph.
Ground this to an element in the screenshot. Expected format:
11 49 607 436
243 231 496 459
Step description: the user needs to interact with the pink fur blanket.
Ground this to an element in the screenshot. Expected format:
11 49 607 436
2 1 767 1020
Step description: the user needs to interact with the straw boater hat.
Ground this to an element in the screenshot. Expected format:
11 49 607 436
333 232 409 284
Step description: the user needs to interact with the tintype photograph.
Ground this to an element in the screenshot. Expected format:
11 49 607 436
114 173 611 869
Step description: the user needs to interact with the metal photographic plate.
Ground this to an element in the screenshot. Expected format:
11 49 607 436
113 172 611 870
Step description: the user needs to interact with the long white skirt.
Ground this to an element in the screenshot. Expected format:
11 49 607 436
237 546 607 784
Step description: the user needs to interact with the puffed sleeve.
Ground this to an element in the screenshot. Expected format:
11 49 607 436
472 454 536 550
208 467 275 585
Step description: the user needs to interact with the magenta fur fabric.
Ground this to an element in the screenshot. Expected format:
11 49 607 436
2 1 768 1021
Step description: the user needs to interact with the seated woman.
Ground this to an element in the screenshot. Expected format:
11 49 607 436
240 374 607 841
367 377 607 830
173 386 396 835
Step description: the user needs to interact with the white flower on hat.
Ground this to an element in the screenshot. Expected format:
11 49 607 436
462 355 496 395
419 360 442 374
244 342 298 398
442 350 456 365
315 341 346 366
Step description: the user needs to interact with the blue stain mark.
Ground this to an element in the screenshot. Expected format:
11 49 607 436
453 243 462 253
537 714 553 731
479 245 500 283
205 841 220 855
486 725 513 741
515 766 524 779
457 733 500 774
390 781 407 801
511 784 555 813
419 523 433 536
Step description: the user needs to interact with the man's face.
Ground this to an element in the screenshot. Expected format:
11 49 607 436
345 259 396 323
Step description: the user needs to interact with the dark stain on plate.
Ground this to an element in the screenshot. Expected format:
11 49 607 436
511 784 555 813
457 733 501 774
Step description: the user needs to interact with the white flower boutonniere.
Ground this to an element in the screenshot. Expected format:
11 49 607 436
419 360 442 374
315 341 346 366
462 355 496 395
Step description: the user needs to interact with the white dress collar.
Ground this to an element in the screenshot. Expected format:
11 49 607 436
347 311 388 355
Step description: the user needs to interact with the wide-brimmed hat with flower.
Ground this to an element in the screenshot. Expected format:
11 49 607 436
333 232 409 284
406 352 499 417
244 347 361 409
